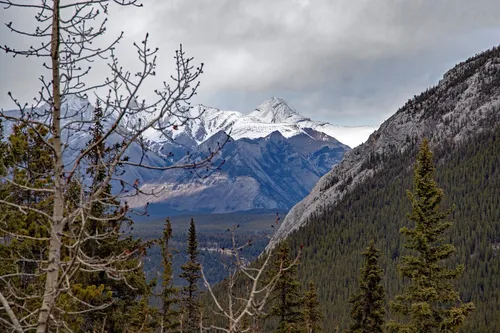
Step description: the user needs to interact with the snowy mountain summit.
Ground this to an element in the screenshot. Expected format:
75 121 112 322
249 97 304 123
1 96 375 214
158 97 376 149
127 97 378 213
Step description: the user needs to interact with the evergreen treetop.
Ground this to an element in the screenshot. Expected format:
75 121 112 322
179 218 202 333
267 242 305 333
304 281 322 333
389 139 474 333
347 240 385 333
160 218 181 332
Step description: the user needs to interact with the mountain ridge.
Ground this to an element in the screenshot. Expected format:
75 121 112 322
129 128 349 212
1 96 360 214
268 45 500 250
153 97 376 150
286 121 500 332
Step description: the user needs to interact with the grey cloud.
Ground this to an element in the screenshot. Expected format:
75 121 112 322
2 1 500 126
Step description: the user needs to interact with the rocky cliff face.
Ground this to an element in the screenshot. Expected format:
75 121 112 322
267 46 500 250
128 129 349 212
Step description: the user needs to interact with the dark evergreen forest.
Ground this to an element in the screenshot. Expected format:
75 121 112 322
285 125 500 332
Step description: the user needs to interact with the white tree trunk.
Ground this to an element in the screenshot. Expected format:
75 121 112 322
37 1 63 331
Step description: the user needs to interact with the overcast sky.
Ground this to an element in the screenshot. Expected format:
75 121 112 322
1 0 500 126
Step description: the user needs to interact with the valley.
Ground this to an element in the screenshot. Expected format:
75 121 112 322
133 210 284 286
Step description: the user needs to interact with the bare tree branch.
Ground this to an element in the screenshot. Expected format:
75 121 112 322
201 225 301 332
0 290 23 333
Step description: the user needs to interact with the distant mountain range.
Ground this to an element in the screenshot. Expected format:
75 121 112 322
1 96 376 213
145 97 376 151
131 97 374 212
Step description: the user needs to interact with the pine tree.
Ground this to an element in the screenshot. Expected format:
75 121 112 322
267 242 305 333
347 240 385 333
160 218 181 332
388 139 474 332
179 218 202 333
304 282 322 333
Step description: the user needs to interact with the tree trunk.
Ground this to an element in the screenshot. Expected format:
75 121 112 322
37 0 63 331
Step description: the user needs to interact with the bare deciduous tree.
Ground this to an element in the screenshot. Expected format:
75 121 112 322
0 1 227 332
201 225 301 333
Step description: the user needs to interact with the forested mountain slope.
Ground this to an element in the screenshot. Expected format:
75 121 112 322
269 46 500 249
286 124 500 332
277 47 500 332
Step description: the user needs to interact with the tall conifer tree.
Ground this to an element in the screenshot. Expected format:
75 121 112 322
388 139 474 332
180 218 202 333
267 242 305 333
348 240 385 333
0 123 53 328
73 102 154 332
304 282 322 333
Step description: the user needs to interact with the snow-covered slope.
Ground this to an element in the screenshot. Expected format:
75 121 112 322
147 97 376 150
248 97 377 148
122 97 368 213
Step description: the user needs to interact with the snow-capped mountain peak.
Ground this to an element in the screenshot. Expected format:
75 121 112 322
154 97 377 149
249 97 305 123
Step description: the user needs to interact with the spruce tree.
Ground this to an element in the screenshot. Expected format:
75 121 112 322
304 282 322 333
160 218 181 332
347 240 385 333
267 242 305 333
179 218 202 333
388 139 474 332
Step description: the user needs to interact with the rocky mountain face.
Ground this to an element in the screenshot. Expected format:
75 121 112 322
126 97 366 213
268 46 500 250
129 129 348 212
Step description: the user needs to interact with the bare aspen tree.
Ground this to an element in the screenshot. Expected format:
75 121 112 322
201 226 301 333
0 1 227 332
